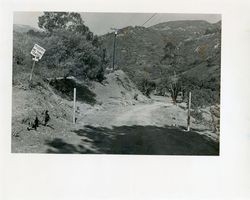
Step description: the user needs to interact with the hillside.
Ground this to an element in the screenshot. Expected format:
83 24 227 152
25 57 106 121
150 20 216 44
13 24 40 33
11 70 151 153
100 20 221 106
100 26 165 82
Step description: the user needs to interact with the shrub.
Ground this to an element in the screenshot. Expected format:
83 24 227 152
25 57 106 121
13 24 106 82
138 78 156 97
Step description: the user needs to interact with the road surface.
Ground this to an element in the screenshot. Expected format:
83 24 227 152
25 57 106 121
113 101 172 126
45 98 219 155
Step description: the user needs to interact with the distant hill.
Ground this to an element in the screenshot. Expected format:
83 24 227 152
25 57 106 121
99 20 221 106
149 20 213 43
100 26 165 83
13 24 40 33
100 20 221 89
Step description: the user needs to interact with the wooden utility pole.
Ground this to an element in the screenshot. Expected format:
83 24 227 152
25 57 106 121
73 88 76 124
187 92 192 131
111 28 118 71
112 31 117 70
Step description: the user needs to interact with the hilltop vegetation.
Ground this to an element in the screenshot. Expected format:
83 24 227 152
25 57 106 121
100 20 221 107
13 12 107 85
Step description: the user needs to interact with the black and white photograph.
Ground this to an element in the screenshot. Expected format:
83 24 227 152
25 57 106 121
12 12 221 155
2 0 250 199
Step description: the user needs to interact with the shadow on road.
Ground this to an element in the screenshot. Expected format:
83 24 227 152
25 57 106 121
45 125 219 155
46 138 92 154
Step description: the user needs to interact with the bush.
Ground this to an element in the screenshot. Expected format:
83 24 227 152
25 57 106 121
190 89 216 107
38 29 104 80
13 47 25 65
137 77 156 97
171 74 220 107
190 109 203 121
13 27 106 82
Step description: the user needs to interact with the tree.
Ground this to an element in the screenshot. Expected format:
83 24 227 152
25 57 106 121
161 42 177 64
160 42 183 103
35 12 105 81
168 74 181 104
141 78 156 97
38 29 104 81
92 35 99 47
38 12 89 35
38 12 69 32
137 68 156 97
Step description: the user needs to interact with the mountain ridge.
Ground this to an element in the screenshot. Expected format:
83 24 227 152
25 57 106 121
13 24 40 33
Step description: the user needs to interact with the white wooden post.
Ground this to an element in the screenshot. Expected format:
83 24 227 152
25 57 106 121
187 92 192 131
73 88 76 124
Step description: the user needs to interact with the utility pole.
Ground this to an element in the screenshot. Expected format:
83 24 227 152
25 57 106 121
111 28 119 71
187 91 192 131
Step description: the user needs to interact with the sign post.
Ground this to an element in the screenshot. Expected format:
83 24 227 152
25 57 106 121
29 44 46 81
187 92 192 131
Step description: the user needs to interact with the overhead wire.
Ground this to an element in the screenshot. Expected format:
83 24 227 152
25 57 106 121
141 13 157 26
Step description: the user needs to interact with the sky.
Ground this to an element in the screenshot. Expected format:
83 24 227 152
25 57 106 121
14 12 221 35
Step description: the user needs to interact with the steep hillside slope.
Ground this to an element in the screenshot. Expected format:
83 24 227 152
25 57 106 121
100 20 221 105
100 20 221 106
100 26 165 82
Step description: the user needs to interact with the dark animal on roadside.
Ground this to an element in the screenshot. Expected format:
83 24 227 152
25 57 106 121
27 116 39 131
44 110 50 126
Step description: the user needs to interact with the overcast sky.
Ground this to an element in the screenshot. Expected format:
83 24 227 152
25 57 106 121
14 12 221 35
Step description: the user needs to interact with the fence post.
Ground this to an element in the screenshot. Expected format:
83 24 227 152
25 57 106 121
187 92 192 131
73 88 76 124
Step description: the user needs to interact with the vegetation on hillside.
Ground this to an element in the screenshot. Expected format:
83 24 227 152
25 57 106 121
101 20 221 107
13 12 107 84
13 14 221 108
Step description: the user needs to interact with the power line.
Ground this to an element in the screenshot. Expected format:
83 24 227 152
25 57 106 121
109 13 156 71
141 13 157 26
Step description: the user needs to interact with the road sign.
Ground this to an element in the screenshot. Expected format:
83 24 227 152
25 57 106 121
30 44 46 60
29 44 45 81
